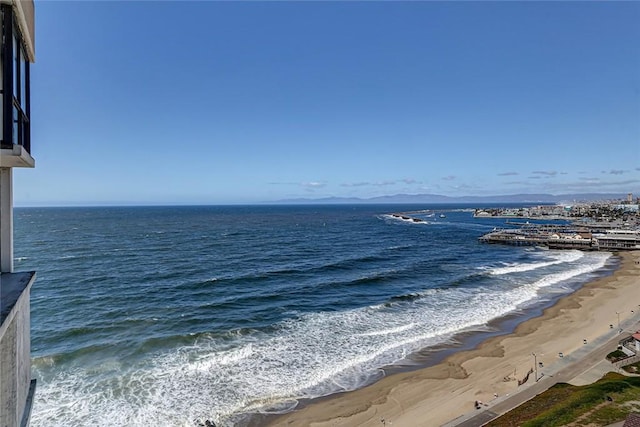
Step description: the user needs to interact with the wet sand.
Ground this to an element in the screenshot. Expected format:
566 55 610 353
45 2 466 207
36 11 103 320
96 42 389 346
268 251 640 426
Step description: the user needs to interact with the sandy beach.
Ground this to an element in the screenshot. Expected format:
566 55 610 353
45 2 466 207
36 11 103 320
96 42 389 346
269 251 640 427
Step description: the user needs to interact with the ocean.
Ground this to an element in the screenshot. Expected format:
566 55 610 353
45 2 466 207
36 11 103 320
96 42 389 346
13 205 614 426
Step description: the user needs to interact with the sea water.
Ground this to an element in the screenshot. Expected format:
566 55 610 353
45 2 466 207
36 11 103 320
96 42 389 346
13 205 613 426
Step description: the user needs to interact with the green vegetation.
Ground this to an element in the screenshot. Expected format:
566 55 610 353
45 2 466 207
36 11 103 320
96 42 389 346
486 373 640 427
606 349 628 362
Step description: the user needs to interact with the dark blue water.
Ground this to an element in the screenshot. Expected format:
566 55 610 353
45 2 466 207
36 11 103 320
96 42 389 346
13 205 612 426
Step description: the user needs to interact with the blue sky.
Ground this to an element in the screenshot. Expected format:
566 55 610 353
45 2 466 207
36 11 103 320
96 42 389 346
14 1 640 205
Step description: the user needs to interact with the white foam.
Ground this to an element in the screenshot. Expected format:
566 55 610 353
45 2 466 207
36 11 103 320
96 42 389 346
380 214 430 225
188 344 254 372
528 251 610 292
30 252 612 427
31 292 526 426
355 323 417 337
486 250 583 275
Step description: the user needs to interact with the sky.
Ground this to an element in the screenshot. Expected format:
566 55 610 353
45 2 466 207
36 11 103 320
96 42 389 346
13 1 640 205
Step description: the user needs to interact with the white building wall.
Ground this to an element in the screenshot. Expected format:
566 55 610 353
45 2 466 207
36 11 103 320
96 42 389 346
0 168 13 273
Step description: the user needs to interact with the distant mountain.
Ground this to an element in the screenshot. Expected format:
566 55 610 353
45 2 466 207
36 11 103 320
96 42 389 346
272 192 634 205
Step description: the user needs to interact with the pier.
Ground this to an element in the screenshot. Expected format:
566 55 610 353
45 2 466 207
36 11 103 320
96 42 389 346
479 228 640 251
387 207 639 251
478 229 559 247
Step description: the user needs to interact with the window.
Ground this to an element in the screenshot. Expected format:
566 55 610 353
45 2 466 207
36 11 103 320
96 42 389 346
12 34 18 100
12 105 18 145
1 5 31 152
20 48 26 111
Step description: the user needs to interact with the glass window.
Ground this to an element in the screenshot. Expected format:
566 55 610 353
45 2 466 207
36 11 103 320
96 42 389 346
2 7 31 149
21 115 28 151
20 48 26 111
12 106 19 145
13 33 18 100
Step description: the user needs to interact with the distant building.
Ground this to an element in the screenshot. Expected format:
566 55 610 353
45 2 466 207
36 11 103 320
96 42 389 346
595 230 640 251
615 204 639 213
0 1 36 426
632 333 640 353
628 193 634 204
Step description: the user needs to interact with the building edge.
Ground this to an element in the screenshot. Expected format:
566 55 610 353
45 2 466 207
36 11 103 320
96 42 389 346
0 1 35 426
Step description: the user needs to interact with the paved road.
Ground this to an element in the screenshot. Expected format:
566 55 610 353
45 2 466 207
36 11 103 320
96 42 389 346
444 319 640 427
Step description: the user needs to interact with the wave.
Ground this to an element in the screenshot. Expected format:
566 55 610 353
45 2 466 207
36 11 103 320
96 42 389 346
355 323 417 337
388 293 421 303
380 214 431 225
209 252 392 284
484 250 584 276
339 270 398 287
388 244 414 250
32 251 611 427
188 345 255 372
528 252 610 292
25 207 615 427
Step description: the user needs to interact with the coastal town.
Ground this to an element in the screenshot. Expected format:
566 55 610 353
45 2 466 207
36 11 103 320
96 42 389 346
476 193 640 251
380 193 640 427
301 194 640 427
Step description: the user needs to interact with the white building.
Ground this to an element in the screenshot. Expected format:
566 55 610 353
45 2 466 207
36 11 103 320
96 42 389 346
595 230 640 251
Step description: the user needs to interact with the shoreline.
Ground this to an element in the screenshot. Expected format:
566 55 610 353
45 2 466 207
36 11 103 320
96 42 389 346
264 251 640 426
